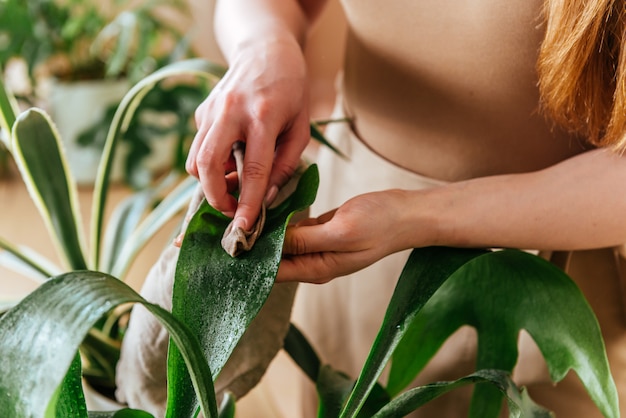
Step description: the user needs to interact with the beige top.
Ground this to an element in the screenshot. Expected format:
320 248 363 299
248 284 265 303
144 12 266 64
339 0 590 182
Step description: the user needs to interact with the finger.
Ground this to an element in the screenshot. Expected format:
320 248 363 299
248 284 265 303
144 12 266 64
283 221 337 255
277 252 340 283
187 99 216 177
269 113 310 190
293 217 321 227
233 125 278 230
195 119 242 216
225 171 239 196
277 251 369 284
186 123 210 178
293 208 337 228
314 209 338 224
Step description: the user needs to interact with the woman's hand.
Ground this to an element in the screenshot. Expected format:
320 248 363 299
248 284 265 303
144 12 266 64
278 189 433 283
186 37 311 232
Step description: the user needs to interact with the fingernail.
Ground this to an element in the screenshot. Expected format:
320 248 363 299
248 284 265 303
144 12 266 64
264 185 279 206
223 211 235 218
232 217 247 231
173 233 184 247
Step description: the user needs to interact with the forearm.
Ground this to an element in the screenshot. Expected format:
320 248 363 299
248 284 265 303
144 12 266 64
412 148 626 251
214 0 326 63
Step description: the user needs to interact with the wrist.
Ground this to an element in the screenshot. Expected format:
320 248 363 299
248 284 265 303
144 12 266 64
215 7 309 64
233 34 304 63
397 187 450 250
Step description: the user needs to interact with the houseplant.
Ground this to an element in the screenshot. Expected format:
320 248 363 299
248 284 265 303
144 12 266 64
0 59 620 417
0 59 209 396
0 0 197 186
0 0 193 85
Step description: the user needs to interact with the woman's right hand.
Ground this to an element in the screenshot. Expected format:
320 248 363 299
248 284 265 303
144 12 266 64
186 36 311 233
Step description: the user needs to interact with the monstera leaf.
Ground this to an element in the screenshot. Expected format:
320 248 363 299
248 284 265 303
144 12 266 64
372 369 552 418
166 165 319 417
338 248 618 418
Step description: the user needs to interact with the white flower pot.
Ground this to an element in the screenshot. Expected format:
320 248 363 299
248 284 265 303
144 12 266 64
46 78 179 187
47 79 130 185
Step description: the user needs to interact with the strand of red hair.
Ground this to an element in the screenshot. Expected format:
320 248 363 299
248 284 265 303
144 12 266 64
538 0 626 150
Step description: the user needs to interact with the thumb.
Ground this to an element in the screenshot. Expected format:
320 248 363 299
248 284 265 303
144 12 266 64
283 220 332 255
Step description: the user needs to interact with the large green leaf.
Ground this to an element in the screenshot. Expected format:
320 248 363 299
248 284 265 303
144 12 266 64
0 271 218 418
11 109 88 271
166 164 319 417
386 249 618 418
339 247 617 418
52 354 88 418
372 369 552 418
339 247 487 417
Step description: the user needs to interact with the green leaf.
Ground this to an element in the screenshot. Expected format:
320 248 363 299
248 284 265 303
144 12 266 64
108 175 197 279
100 11 137 79
0 271 218 418
284 323 322 383
372 369 552 418
166 164 319 417
387 249 618 418
12 108 88 271
0 76 19 144
217 392 236 418
339 247 487 417
317 366 356 418
100 188 160 274
88 409 154 418
52 354 88 418
317 365 390 418
309 122 347 159
0 296 23 314
284 324 392 418
0 235 59 280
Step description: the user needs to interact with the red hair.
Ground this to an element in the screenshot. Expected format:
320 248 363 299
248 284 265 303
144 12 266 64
538 0 626 149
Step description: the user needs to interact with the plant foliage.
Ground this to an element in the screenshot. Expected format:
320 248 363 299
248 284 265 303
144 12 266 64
167 165 319 416
0 59 620 418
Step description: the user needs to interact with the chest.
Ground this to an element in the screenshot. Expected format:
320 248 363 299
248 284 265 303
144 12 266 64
340 0 546 85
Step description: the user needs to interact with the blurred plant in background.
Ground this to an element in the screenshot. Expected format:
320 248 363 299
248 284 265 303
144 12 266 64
77 79 208 189
0 0 200 186
0 0 193 85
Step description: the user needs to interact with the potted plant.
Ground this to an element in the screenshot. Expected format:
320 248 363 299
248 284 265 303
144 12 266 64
0 59 211 400
0 59 620 418
0 0 197 186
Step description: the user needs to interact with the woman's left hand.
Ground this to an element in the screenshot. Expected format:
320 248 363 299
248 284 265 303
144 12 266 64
277 189 430 283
